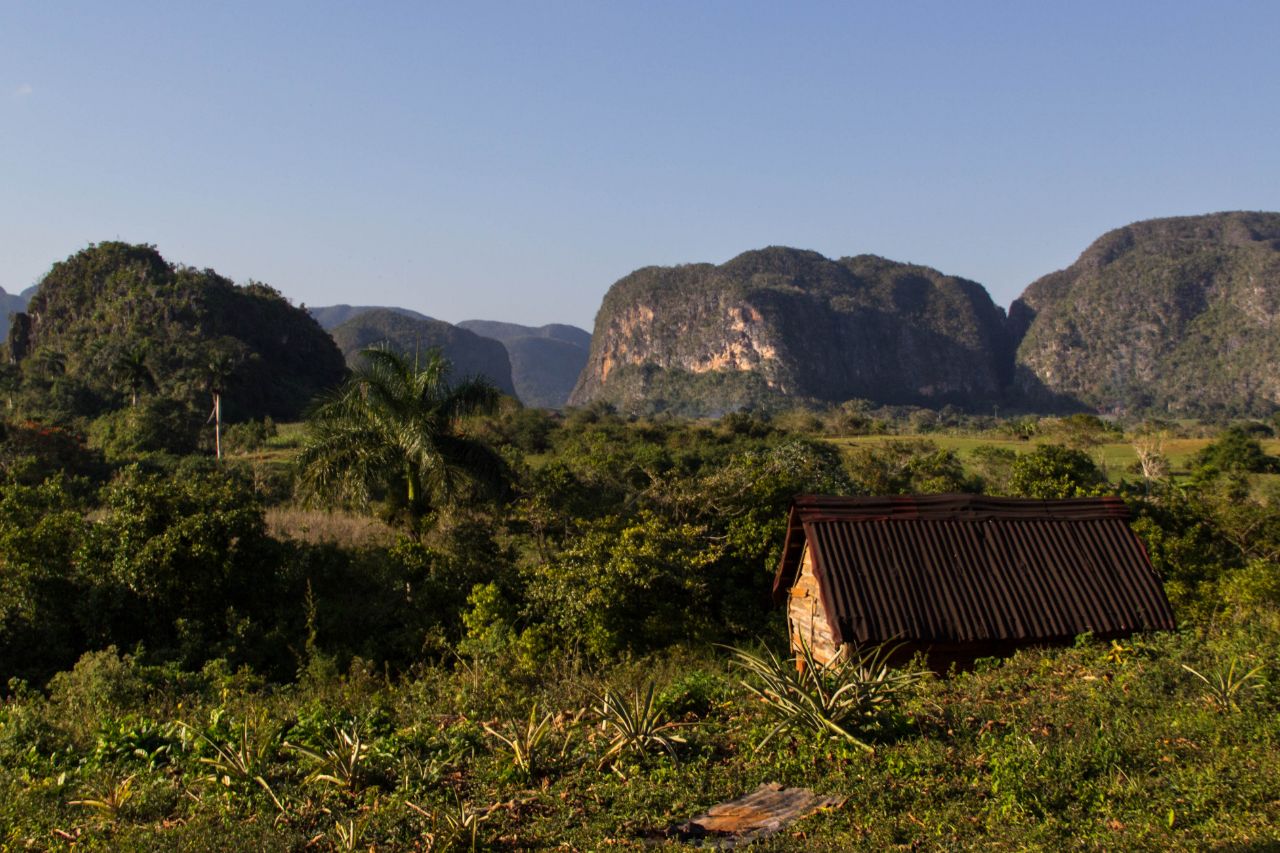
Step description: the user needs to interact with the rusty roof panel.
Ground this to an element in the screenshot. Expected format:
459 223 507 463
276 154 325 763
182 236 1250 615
774 494 1174 645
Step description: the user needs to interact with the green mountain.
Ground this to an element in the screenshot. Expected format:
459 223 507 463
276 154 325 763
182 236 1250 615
1011 211 1280 415
10 242 346 421
457 320 590 408
570 247 1011 415
329 309 517 396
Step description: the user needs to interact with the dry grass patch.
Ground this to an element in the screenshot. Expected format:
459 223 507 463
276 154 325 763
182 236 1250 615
266 507 396 547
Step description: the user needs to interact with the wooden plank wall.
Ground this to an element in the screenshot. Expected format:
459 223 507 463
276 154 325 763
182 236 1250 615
786 544 841 666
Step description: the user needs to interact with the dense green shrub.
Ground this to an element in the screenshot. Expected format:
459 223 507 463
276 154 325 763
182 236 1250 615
74 467 285 666
1007 443 1109 499
87 398 202 459
0 419 104 486
220 417 278 454
843 439 977 494
527 511 720 658
0 479 90 683
1192 425 1278 478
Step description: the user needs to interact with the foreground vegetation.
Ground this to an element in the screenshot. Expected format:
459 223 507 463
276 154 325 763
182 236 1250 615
2 346 1280 847
2 619 1276 849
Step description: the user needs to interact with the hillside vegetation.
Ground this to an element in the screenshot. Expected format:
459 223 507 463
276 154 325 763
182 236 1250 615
1011 211 1280 415
5 242 346 424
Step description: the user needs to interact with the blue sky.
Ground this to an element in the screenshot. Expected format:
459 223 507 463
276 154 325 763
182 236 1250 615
3 2 1278 329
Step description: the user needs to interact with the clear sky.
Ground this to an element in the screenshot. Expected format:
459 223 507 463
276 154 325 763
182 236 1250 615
3 2 1278 330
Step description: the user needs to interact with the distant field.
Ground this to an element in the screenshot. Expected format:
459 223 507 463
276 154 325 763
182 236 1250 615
233 424 1280 487
829 434 1280 481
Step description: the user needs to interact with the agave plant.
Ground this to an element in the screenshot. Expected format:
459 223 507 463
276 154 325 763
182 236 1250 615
729 638 923 752
330 814 372 852
482 703 556 776
286 725 371 790
69 774 137 821
407 795 486 852
1181 657 1266 713
179 711 286 813
591 682 687 767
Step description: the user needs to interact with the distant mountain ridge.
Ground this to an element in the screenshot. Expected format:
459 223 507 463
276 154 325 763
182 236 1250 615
0 287 28 342
308 304 432 330
572 213 1280 417
329 309 517 397
457 320 591 350
12 212 1277 421
311 306 591 408
458 320 591 408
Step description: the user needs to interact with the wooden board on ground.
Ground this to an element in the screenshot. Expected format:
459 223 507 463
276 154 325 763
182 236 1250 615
655 782 843 848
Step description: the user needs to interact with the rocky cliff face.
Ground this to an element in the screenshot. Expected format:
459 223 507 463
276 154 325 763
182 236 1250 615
330 309 517 397
570 247 1010 414
1011 212 1280 415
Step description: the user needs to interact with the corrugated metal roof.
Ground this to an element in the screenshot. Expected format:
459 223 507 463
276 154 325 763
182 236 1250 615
773 494 1175 646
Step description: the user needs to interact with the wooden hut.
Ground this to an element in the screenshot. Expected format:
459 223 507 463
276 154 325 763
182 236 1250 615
773 494 1175 668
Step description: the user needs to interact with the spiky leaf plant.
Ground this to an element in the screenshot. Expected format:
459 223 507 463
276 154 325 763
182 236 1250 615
729 638 923 752
591 682 687 768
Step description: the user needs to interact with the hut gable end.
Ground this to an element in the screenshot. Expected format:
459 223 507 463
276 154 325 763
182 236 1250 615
786 544 841 665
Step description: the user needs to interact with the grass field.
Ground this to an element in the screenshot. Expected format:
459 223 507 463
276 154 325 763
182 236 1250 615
829 434 1280 482
236 424 1280 490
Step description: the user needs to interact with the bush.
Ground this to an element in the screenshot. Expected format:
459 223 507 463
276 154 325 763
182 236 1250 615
1192 426 1277 478
1007 444 1108 499
222 418 278 454
844 439 976 495
87 398 202 459
0 479 91 683
0 419 104 486
74 466 285 667
527 511 719 658
1219 560 1280 613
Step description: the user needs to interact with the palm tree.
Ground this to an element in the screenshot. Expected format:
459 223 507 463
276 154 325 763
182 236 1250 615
205 349 239 460
296 347 509 537
113 344 157 407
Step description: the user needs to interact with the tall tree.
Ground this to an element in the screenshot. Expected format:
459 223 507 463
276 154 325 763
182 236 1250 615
297 348 509 536
204 346 241 460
